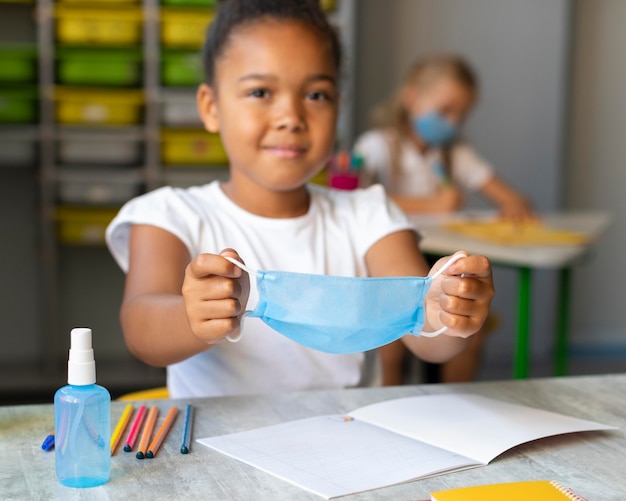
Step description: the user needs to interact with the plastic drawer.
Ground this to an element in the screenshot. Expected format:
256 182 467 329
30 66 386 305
57 168 141 204
161 50 203 86
54 6 143 46
58 137 142 166
161 129 227 165
57 47 142 86
0 139 37 167
0 45 37 83
0 88 38 124
54 88 144 125
55 206 119 246
160 9 215 48
161 91 202 126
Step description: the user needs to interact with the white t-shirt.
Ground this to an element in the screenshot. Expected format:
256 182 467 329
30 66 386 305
106 181 415 398
354 129 494 196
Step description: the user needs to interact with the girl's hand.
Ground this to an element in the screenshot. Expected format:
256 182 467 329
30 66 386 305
432 186 464 212
425 252 494 338
499 195 535 221
182 249 250 345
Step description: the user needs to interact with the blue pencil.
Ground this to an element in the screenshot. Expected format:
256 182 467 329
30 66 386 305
180 404 193 454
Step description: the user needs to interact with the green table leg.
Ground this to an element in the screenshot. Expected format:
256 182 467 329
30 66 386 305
515 267 532 379
555 267 572 376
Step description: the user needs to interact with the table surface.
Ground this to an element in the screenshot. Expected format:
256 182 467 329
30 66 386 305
409 210 612 268
2 374 625 500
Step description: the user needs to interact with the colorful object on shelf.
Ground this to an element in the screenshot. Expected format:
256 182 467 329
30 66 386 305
328 150 362 190
0 87 38 124
161 49 203 86
0 44 37 83
54 6 143 46
160 8 215 48
55 206 119 245
54 87 144 125
320 0 336 12
161 129 227 165
56 47 142 86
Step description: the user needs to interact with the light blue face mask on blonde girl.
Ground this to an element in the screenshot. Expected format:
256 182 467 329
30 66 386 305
224 253 467 354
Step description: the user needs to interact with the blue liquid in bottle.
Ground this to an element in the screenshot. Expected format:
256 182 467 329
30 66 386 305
54 328 110 488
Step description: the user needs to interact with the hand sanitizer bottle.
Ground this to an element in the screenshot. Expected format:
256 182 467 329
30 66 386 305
54 328 110 487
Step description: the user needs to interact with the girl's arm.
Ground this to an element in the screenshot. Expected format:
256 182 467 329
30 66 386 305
120 224 249 367
365 229 494 363
480 176 534 220
390 186 464 214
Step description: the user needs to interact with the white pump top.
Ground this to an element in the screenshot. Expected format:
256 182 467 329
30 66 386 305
67 327 96 385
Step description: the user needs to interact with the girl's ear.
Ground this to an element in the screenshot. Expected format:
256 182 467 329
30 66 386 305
197 84 220 132
400 85 417 111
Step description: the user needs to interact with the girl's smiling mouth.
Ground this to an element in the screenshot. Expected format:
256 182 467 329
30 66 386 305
264 145 308 159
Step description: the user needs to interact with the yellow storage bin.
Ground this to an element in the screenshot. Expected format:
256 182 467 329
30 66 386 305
161 129 227 165
56 206 119 245
54 6 143 46
161 9 215 48
55 87 144 125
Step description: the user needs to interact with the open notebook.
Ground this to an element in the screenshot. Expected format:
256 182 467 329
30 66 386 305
197 394 615 499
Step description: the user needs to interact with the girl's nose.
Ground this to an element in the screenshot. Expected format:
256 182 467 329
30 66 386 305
274 97 306 131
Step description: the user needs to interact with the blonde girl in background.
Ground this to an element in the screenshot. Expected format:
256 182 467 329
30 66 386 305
355 54 531 384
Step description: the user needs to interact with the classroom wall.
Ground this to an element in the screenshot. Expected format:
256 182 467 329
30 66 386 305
565 1 626 354
354 0 572 376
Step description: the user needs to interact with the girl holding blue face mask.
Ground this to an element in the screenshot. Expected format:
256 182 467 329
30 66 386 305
355 54 532 218
106 1 495 400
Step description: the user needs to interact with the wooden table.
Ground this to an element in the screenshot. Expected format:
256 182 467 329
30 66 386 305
409 211 611 378
1 374 624 500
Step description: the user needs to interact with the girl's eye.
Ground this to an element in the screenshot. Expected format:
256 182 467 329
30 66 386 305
307 91 333 102
249 88 269 98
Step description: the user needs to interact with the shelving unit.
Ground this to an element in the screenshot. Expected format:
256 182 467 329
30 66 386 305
0 0 357 400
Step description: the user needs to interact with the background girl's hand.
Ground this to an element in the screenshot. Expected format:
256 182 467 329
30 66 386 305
425 252 494 338
498 195 535 221
182 249 251 345
432 186 464 212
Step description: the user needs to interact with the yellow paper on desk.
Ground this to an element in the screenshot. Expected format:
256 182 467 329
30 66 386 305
444 220 588 246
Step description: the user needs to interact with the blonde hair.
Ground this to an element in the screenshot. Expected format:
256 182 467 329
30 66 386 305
370 54 478 189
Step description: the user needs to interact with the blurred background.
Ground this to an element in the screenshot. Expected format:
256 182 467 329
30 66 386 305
0 0 624 403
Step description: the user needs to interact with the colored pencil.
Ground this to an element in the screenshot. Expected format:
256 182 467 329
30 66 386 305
135 405 159 459
123 404 147 452
146 406 179 458
41 431 55 451
180 404 193 454
110 404 133 455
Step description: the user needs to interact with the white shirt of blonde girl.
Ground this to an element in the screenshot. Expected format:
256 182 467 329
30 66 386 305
355 129 494 197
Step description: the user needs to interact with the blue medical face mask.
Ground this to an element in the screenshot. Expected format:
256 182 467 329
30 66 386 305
224 255 464 354
412 111 459 146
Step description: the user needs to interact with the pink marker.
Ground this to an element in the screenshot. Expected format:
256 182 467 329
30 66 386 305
123 404 147 452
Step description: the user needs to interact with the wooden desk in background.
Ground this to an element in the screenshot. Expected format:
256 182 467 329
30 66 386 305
1 374 624 500
409 211 611 378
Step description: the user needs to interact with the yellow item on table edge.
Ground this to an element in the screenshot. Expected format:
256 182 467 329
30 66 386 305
431 479 587 500
443 219 589 246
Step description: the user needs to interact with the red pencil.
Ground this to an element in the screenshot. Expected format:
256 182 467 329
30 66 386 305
123 404 147 452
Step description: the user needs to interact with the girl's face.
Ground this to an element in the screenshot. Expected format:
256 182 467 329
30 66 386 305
403 76 475 126
197 19 339 197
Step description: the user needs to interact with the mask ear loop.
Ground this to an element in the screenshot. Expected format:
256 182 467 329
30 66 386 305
420 252 468 338
223 256 257 343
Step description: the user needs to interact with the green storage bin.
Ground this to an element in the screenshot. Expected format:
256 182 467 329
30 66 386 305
0 88 38 124
0 45 37 83
161 49 203 86
57 47 143 86
161 0 214 7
